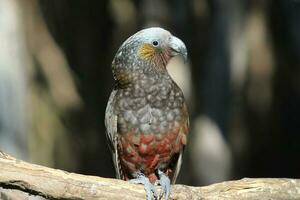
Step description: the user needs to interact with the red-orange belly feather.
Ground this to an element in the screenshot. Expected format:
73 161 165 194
118 126 187 183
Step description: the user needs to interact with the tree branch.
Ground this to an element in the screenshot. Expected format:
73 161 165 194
0 151 299 200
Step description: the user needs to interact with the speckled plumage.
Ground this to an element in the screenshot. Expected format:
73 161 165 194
105 28 189 188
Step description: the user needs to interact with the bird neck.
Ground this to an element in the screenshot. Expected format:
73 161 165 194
130 72 175 99
114 65 170 89
116 71 181 111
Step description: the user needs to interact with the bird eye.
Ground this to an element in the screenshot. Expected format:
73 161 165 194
152 40 159 47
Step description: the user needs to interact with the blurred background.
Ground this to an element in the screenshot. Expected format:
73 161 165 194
0 0 299 186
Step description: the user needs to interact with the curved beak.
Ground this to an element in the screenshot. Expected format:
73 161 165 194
169 36 188 63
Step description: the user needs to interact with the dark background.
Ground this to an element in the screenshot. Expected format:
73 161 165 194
0 0 299 186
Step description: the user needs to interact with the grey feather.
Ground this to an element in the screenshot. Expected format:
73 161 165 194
105 90 122 179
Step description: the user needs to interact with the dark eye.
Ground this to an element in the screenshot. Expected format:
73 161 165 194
152 40 159 47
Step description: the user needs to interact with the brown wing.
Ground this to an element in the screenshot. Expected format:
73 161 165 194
170 103 189 184
105 90 122 179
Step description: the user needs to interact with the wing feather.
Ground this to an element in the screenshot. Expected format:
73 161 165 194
105 90 122 179
171 104 189 184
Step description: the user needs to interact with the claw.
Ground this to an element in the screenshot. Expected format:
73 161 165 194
157 169 171 200
129 172 158 200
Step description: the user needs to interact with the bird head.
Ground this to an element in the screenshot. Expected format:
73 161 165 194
112 27 187 86
135 27 187 66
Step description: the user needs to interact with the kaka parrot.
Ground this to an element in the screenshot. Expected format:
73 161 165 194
105 27 189 200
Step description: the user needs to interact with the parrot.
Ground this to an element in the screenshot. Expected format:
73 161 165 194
105 27 189 200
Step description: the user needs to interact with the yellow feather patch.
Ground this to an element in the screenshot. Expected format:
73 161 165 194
138 44 156 60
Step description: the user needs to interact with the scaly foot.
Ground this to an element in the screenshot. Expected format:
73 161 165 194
156 169 171 200
130 172 158 200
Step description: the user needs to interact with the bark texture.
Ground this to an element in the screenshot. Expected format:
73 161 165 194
0 151 299 200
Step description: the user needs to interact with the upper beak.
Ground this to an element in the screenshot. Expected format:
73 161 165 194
169 36 188 63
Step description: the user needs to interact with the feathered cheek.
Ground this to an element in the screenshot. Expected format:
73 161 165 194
138 44 156 61
138 44 171 67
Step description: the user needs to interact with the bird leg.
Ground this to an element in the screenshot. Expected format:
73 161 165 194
156 169 171 200
129 171 158 200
